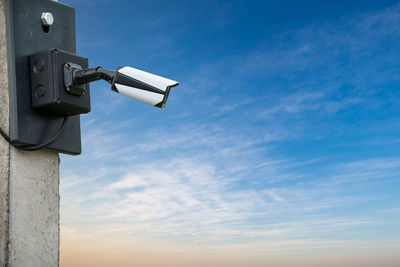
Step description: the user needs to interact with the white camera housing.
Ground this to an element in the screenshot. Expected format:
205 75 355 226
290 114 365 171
112 67 179 108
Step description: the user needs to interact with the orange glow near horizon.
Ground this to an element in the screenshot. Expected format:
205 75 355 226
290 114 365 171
60 227 400 267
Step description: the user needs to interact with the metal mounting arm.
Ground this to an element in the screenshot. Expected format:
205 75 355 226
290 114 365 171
73 67 116 85
63 63 116 96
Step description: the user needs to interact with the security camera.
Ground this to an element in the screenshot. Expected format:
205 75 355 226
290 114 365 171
64 64 179 108
113 67 179 108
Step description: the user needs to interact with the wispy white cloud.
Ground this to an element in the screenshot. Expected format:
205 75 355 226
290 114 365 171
61 118 400 248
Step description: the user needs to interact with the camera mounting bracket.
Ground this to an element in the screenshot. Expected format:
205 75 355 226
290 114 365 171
5 0 83 155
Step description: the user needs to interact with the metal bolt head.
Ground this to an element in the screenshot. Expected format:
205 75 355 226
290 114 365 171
41 12 54 26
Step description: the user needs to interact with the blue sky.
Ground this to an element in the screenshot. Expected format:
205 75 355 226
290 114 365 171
59 1 400 266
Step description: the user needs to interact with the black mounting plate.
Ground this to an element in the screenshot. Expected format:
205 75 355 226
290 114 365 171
6 0 82 155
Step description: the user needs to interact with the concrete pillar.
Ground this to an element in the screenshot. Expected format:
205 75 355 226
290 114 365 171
0 0 60 266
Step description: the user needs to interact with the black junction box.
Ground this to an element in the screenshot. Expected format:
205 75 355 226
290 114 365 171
30 49 91 116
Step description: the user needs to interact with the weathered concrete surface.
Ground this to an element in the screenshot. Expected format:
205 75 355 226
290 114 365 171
0 0 61 266
0 0 10 264
8 150 60 266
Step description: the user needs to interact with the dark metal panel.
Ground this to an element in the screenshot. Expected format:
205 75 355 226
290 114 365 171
6 0 82 155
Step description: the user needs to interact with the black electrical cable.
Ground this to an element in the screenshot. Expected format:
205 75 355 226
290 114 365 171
0 115 69 151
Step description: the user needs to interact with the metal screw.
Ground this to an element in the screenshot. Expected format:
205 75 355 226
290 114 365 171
41 12 54 27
